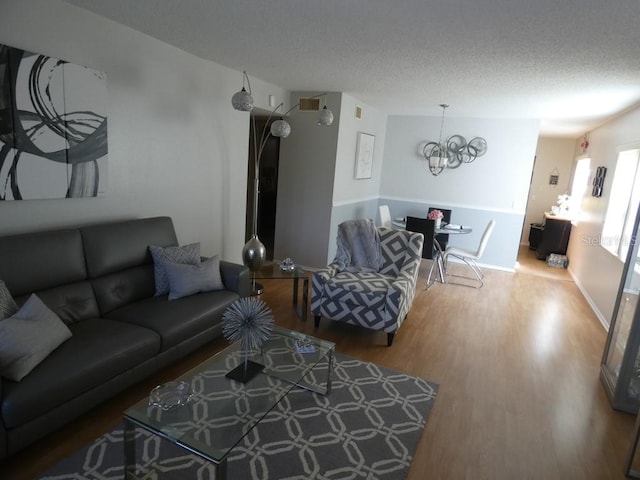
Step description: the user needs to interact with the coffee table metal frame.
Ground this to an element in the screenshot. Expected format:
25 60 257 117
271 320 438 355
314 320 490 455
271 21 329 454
123 326 334 479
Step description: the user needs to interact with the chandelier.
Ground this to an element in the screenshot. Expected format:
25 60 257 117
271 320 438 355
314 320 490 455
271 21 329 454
422 104 488 176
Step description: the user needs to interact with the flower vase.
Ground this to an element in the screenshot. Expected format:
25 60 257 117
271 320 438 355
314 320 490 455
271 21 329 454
434 218 442 229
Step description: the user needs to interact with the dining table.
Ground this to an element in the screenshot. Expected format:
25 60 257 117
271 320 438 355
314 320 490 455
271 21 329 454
391 218 473 284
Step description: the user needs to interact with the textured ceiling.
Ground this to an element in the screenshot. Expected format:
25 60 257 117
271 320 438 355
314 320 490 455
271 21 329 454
65 0 640 137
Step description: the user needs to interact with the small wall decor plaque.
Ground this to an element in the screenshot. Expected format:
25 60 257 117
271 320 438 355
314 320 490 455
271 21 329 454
354 132 375 179
592 166 607 197
549 168 559 186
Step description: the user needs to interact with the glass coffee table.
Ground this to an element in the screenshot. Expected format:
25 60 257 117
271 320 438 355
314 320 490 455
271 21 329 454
123 326 335 479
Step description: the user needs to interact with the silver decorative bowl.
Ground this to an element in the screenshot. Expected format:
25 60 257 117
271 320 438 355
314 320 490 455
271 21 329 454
149 381 193 410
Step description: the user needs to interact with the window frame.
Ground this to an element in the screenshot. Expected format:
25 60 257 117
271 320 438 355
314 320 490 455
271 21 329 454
601 144 640 261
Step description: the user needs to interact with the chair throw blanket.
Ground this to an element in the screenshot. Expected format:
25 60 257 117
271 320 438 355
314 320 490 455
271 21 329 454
334 219 382 272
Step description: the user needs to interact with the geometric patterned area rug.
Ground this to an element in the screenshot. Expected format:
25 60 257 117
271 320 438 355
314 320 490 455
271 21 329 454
39 354 438 480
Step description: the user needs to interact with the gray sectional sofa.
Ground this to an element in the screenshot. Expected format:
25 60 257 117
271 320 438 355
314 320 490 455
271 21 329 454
0 216 250 460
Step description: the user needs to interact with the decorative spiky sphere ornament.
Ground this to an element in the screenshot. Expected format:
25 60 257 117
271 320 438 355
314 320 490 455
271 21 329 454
222 297 274 352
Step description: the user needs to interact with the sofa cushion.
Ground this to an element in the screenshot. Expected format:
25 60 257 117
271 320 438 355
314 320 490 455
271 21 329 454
24 281 100 324
0 280 17 320
0 294 72 382
91 265 156 315
149 243 201 296
105 290 239 351
1 318 160 429
165 255 224 300
81 217 178 278
0 229 86 296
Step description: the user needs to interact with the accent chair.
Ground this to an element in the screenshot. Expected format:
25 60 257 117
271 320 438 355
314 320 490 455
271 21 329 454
311 220 424 346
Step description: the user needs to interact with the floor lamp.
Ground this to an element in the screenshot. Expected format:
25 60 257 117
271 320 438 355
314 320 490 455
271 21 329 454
232 71 333 293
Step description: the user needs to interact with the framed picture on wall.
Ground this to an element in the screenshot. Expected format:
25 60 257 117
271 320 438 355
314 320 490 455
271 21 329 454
354 132 375 179
0 43 108 201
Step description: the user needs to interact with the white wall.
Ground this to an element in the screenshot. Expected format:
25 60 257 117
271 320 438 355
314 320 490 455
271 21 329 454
381 116 539 210
379 115 540 269
0 0 286 263
274 92 389 268
332 95 386 204
567 106 640 327
273 92 341 268
326 94 388 263
521 137 576 244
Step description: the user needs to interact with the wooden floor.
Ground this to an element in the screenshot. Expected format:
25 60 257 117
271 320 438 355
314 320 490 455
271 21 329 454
1 246 636 479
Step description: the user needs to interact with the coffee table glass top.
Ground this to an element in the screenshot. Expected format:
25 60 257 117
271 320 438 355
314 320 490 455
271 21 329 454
124 326 335 466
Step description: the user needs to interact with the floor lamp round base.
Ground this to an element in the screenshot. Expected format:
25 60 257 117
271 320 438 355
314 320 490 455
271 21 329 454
251 282 264 296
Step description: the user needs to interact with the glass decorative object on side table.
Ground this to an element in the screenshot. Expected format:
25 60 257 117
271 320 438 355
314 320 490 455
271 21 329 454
280 257 295 272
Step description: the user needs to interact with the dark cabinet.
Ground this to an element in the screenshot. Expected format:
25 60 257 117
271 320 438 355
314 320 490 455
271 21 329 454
535 213 572 260
528 223 544 250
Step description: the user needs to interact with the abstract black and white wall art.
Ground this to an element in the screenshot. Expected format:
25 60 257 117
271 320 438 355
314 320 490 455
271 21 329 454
0 43 107 200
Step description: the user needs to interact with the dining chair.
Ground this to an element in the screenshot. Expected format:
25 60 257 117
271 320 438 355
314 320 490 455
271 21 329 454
442 219 495 288
378 205 392 228
405 216 443 287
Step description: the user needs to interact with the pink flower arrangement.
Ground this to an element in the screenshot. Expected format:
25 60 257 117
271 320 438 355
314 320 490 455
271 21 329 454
427 209 444 220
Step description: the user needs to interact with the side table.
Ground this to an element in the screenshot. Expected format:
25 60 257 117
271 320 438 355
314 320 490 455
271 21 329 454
253 261 309 320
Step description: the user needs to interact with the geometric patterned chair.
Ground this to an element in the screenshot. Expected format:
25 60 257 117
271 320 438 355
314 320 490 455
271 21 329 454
311 225 424 346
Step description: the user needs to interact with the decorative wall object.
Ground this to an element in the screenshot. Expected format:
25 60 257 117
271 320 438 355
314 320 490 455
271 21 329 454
580 134 590 153
592 166 607 197
422 104 488 176
549 168 560 185
0 44 108 201
355 132 375 179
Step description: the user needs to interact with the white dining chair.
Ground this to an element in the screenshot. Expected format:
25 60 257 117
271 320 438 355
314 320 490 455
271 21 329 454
442 219 495 288
378 205 392 228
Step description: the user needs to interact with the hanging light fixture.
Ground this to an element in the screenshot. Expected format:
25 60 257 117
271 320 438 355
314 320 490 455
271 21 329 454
317 95 334 126
423 104 450 176
231 70 334 284
231 71 254 112
422 104 488 175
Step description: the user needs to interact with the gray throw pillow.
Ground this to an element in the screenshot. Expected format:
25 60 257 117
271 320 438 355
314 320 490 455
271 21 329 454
149 243 201 296
0 280 18 320
0 294 72 381
164 255 225 301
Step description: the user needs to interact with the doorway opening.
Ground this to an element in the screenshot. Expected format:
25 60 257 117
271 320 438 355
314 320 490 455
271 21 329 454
245 114 281 261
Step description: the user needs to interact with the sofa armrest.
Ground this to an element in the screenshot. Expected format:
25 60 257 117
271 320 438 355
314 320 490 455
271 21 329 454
0 381 5 460
220 260 251 297
311 263 340 287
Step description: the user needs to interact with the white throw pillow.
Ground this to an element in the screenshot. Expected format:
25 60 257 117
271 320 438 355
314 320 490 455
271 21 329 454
149 243 201 296
164 255 225 301
0 294 72 381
